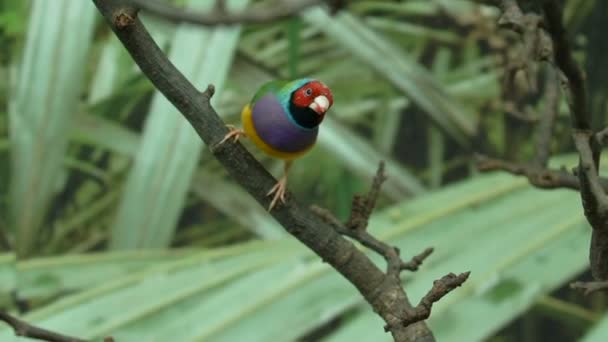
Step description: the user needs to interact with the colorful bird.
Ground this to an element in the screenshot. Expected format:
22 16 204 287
219 78 334 210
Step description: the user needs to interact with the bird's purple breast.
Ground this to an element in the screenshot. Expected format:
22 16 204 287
251 94 318 153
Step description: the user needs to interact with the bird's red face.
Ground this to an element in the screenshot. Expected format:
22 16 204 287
292 81 334 116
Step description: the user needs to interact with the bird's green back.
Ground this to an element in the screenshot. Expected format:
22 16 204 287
249 79 312 106
250 80 286 104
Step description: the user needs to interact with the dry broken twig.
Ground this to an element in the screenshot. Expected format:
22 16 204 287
311 162 469 331
0 311 86 342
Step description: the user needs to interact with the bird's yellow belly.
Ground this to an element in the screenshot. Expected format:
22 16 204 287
241 104 312 160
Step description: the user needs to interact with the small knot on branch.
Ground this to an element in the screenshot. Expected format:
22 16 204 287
202 84 216 100
113 10 137 29
401 247 434 272
346 162 387 231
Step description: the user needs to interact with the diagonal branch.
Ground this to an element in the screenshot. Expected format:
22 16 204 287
312 204 436 275
311 163 469 330
310 163 433 277
91 1 463 340
0 311 86 342
475 154 581 190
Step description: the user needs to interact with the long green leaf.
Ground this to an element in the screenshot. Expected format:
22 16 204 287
318 118 425 198
8 0 96 257
192 171 284 239
110 0 250 249
1 166 591 341
301 8 476 147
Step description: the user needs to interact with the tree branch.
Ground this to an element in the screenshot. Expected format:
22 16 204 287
475 154 581 190
541 1 589 130
540 2 608 286
91 1 465 340
0 311 86 342
127 0 341 26
400 272 471 327
311 163 469 331
533 69 560 168
401 248 435 272
490 0 608 291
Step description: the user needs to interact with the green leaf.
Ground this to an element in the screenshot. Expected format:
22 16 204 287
318 118 426 198
70 114 140 157
192 171 285 239
286 18 302 79
2 162 591 341
8 0 96 257
110 0 251 249
301 8 476 147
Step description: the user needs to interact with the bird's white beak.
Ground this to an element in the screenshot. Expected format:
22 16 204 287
309 95 330 115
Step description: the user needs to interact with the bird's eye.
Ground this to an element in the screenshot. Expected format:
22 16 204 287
305 88 313 96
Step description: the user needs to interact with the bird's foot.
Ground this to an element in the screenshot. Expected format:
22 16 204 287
218 124 246 145
266 176 288 211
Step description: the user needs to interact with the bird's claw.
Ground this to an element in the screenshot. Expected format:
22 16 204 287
266 177 288 211
218 124 246 145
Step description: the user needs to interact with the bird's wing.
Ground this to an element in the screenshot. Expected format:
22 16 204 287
250 80 286 105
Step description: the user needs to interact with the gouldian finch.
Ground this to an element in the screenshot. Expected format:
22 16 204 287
219 78 334 210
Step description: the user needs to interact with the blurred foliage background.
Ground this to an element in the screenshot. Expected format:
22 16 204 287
1 0 608 341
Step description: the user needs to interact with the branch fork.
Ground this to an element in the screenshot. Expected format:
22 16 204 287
312 162 470 332
486 0 608 293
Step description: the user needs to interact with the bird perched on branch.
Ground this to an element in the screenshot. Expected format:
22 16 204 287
219 78 334 210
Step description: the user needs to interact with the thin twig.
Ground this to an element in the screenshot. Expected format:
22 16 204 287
0 311 86 342
345 161 387 231
398 272 470 327
475 154 582 190
312 163 467 329
401 248 435 272
310 204 406 276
